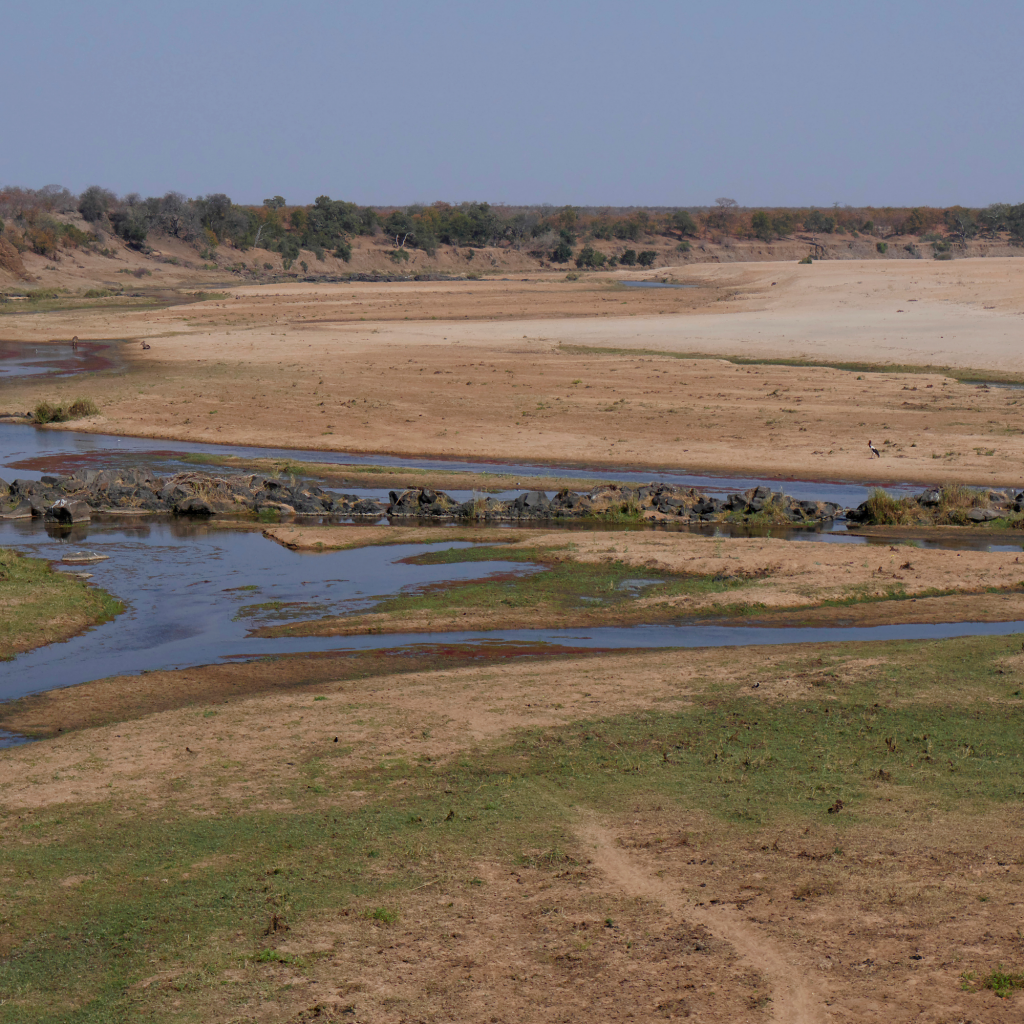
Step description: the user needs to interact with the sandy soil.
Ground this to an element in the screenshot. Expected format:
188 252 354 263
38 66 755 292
4 260 1024 486
258 525 1024 636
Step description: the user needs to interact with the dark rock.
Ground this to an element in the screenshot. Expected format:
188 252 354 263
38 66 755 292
45 499 92 524
351 498 385 515
173 497 214 515
514 491 549 512
967 507 1000 522
1 501 34 519
918 489 941 506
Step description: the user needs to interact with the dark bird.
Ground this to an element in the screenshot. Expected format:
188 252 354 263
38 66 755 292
141 341 151 350
868 439 880 458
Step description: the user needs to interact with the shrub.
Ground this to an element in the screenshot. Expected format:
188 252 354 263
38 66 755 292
677 240 691 253
637 250 657 267
390 248 410 263
876 241 888 253
334 240 352 261
83 288 114 298
32 398 99 423
299 260 308 273
574 245 606 269
619 248 637 266
935 251 953 260
551 240 573 263
798 255 813 264
263 262 273 270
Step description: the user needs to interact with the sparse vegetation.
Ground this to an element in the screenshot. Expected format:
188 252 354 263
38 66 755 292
31 397 100 423
862 488 918 526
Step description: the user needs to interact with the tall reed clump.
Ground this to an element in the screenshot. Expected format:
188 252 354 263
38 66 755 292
32 398 99 423
746 494 794 525
934 483 988 525
862 488 918 525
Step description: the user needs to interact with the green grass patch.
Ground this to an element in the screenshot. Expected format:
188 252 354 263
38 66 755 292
963 966 1024 998
1 632 1023 1018
0 548 123 659
375 545 753 616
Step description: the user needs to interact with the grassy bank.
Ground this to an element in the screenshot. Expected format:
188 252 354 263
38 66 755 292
0 633 1022 1020
256 544 763 638
0 548 123 660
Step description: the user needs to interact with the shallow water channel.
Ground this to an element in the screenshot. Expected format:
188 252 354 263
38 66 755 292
0 339 121 381
1 420 923 506
2 518 1024 712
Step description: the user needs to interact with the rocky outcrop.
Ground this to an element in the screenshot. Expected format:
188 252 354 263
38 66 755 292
390 482 844 524
847 487 1022 525
0 469 848 525
7 467 1011 528
0 469 383 521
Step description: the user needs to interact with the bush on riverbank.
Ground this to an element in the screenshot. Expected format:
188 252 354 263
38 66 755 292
31 398 99 423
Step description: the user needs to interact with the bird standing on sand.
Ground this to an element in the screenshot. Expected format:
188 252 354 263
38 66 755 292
141 341 151 350
868 440 880 458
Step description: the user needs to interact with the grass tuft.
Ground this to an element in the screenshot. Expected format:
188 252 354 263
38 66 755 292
31 397 100 423
863 488 919 526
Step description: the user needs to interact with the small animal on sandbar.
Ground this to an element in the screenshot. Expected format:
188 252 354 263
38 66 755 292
867 439 880 458
141 341 151 350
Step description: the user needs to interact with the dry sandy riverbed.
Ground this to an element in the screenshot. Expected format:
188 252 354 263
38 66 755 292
4 260 1024 485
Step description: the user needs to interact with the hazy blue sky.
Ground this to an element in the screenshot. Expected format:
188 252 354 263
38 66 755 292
2 0 1018 207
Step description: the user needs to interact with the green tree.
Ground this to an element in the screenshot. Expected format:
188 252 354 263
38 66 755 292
1007 203 1024 246
619 248 637 266
772 212 794 236
637 250 657 267
263 196 286 209
551 240 573 263
751 210 773 241
670 210 697 236
78 185 114 223
804 209 836 233
574 245 606 269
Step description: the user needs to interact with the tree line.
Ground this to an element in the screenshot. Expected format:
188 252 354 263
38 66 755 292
1 184 1022 267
